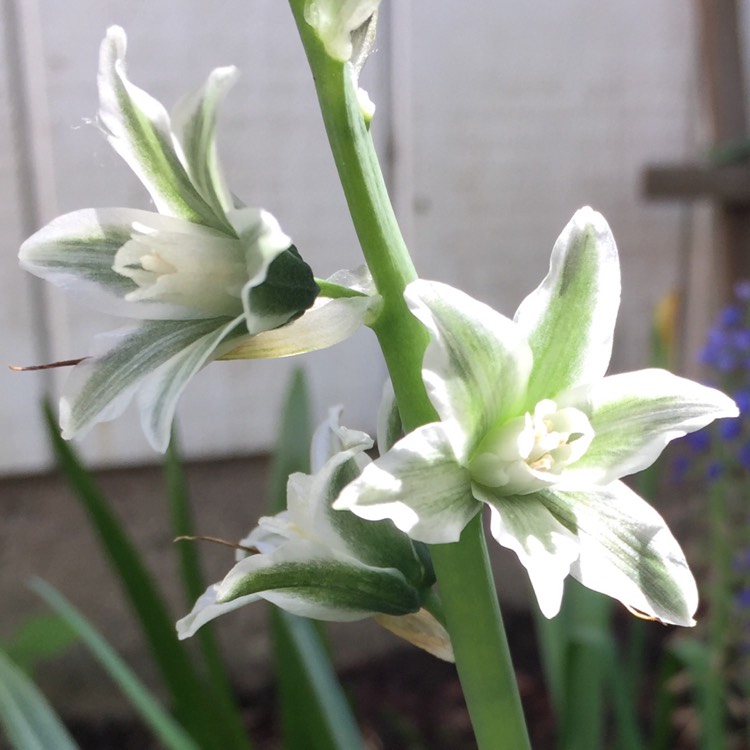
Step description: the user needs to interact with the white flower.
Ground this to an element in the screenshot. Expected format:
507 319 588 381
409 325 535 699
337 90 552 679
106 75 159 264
18 27 373 451
177 409 451 660
335 208 739 625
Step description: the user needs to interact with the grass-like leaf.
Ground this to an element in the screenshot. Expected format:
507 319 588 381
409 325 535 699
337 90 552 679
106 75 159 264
42 402 248 749
29 580 199 750
165 431 252 749
0 647 79 750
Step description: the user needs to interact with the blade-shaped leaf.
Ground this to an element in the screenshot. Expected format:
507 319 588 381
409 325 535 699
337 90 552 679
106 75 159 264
165 432 252 749
0 648 79 750
30 580 199 750
42 403 249 750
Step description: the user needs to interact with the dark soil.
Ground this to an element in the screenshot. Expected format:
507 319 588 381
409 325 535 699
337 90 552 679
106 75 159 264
64 610 554 750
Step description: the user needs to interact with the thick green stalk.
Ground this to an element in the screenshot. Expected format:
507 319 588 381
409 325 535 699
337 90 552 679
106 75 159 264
287 5 530 748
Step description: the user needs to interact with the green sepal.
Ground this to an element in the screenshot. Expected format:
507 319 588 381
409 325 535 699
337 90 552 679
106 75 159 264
246 245 319 322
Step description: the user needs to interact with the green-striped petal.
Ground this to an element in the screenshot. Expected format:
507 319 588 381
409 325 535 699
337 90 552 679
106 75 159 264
558 369 739 485
334 423 479 544
60 316 240 450
220 293 375 359
514 207 620 406
98 26 229 231
474 486 580 618
405 280 532 463
171 66 237 217
176 545 420 639
538 483 698 626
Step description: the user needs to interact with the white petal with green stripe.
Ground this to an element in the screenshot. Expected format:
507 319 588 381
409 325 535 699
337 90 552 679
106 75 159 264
514 207 620 406
405 280 532 464
558 369 740 485
334 423 479 544
60 316 241 449
538 483 698 625
475 486 580 618
171 65 237 217
98 26 229 231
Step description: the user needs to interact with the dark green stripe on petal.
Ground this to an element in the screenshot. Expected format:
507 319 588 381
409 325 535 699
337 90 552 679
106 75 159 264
514 208 620 406
60 317 236 446
218 559 421 617
538 484 698 626
98 27 231 232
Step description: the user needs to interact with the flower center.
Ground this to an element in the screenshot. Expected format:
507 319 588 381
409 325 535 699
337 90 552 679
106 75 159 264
469 399 594 495
113 221 246 317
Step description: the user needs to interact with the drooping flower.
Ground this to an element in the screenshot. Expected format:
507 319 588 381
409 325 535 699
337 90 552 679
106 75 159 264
335 207 739 625
18 27 374 451
177 408 452 661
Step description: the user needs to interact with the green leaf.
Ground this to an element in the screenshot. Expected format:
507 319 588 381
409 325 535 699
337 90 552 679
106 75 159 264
165 432 252 750
0 647 79 750
42 403 247 750
272 609 366 750
29 580 199 750
2 616 76 675
267 368 312 514
668 639 728 750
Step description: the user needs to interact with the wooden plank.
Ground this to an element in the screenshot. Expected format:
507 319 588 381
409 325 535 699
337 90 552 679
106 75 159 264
644 163 750 203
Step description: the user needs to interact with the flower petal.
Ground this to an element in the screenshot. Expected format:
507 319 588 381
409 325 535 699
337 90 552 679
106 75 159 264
405 280 532 463
219 294 375 359
171 66 238 217
177 541 421 638
176 583 260 640
136 316 243 450
60 316 240 450
19 208 142 316
98 27 228 231
19 208 248 320
292 445 433 589
309 405 372 473
334 423 478 544
376 379 402 454
374 609 454 662
538 483 698 626
475 487 579 618
514 207 620 405
558 369 739 484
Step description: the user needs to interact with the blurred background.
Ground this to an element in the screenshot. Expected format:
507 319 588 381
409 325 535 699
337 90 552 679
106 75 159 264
2 1 750 746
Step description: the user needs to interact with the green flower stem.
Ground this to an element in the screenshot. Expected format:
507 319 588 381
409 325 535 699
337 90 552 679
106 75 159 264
314 279 368 299
288 5 530 748
432 516 531 748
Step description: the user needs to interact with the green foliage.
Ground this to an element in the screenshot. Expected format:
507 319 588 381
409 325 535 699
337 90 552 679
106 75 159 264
1 615 76 675
0 647 79 750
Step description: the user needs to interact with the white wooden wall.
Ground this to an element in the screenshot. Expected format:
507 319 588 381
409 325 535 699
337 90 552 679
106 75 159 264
1 1 701 475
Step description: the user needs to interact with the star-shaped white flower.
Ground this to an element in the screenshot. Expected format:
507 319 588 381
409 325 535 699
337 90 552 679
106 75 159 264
335 208 739 625
18 27 374 450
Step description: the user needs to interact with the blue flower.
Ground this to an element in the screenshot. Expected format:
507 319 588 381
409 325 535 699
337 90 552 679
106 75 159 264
719 418 742 441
